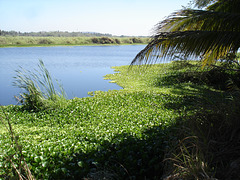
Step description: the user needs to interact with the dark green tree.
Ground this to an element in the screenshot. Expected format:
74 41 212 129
131 0 240 70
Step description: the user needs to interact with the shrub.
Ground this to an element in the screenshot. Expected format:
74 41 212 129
91 37 99 44
131 37 143 43
114 38 121 44
92 37 121 44
99 37 115 44
38 39 53 44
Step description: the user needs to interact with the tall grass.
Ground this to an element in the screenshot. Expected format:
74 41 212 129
13 60 67 111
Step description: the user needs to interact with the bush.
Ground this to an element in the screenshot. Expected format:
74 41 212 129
38 39 53 44
98 37 115 44
91 37 99 44
91 37 116 44
131 37 143 43
114 38 121 44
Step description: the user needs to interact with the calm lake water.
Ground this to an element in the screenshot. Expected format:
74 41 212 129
0 45 146 105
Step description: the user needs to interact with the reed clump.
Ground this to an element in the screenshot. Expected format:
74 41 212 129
13 60 67 111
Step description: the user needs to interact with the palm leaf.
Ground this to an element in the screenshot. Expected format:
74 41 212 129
157 9 240 32
132 0 240 67
207 0 240 13
131 31 240 66
193 0 216 8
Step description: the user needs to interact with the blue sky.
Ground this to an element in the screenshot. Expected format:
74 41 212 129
0 0 191 36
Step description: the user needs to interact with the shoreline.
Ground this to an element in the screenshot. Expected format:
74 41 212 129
0 36 150 48
0 43 147 48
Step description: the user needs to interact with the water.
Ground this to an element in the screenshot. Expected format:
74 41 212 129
0 45 146 105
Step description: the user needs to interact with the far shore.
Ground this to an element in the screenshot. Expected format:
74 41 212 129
0 36 150 48
0 43 147 48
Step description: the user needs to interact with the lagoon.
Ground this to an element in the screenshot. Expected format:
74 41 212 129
0 45 146 105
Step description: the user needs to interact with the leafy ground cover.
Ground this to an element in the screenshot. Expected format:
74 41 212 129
1 61 239 179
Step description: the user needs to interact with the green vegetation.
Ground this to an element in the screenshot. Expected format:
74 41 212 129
13 60 67 111
0 36 150 47
0 108 35 180
1 0 239 178
1 61 240 179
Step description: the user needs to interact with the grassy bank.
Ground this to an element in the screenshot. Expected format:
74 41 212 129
1 61 239 179
0 36 150 47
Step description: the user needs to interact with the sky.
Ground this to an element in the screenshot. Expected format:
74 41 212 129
0 0 191 36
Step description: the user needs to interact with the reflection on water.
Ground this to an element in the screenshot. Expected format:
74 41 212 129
0 45 146 105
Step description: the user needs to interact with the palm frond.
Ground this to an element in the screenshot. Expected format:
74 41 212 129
194 0 240 11
157 9 240 32
131 31 240 66
193 0 216 8
132 0 240 67
207 0 240 13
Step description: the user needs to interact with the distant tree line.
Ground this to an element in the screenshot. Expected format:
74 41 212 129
0 30 113 37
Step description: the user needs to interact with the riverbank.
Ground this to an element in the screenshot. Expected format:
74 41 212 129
0 36 150 47
1 61 239 179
